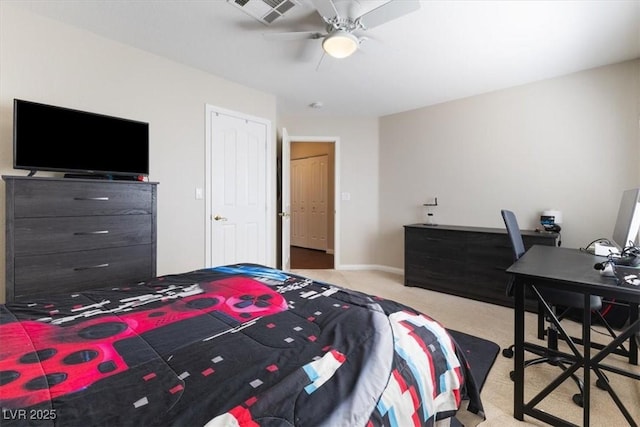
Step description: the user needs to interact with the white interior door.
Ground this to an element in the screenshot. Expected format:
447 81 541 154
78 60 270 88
290 155 328 251
309 156 329 251
307 155 328 251
291 158 308 247
280 128 291 271
207 109 268 267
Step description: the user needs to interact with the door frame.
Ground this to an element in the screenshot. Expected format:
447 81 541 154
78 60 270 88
282 134 340 270
204 104 275 268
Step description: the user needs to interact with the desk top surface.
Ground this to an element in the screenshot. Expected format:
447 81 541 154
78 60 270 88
507 245 640 301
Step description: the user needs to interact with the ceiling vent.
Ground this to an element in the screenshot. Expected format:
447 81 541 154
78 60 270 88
228 0 299 25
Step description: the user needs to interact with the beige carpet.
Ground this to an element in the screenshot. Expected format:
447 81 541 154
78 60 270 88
292 269 640 426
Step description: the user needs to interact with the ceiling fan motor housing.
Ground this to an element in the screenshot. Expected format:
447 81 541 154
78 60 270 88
258 0 421 61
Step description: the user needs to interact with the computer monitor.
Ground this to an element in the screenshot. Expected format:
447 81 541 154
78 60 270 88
612 188 640 250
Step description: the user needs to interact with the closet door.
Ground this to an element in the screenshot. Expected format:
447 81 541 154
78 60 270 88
291 158 307 247
290 155 328 250
307 155 328 251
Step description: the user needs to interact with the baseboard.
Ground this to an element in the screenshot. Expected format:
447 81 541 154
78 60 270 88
337 264 403 276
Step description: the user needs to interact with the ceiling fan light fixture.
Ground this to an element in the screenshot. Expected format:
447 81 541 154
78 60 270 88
322 30 359 59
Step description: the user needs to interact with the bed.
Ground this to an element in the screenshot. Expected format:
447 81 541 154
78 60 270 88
0 264 484 426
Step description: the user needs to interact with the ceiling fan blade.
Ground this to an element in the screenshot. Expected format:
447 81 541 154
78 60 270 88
263 31 325 41
310 0 339 20
358 0 420 30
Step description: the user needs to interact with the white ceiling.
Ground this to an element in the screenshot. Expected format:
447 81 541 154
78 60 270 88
13 0 640 117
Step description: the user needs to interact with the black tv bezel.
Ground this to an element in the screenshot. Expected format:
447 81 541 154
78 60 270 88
13 99 150 178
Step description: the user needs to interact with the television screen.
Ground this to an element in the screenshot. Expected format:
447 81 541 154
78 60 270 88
13 99 149 177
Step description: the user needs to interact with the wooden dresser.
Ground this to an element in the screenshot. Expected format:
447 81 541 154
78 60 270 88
4 176 158 302
404 224 558 310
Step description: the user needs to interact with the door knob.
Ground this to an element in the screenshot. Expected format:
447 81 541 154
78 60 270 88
213 215 228 221
278 212 290 218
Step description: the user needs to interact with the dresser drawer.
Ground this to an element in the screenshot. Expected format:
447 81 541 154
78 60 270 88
405 228 466 260
466 233 513 266
13 245 154 300
13 180 152 218
14 215 152 256
405 258 466 288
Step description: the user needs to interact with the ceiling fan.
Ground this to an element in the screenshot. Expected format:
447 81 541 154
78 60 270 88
263 0 421 60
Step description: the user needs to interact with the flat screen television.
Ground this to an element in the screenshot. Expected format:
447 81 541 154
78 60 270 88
13 99 149 178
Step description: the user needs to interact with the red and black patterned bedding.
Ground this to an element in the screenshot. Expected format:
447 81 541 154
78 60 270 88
0 264 484 426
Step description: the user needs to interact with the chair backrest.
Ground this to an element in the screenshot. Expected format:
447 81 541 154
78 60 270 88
501 209 526 261
501 209 601 308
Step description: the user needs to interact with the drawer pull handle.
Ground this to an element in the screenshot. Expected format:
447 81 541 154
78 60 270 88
74 230 110 235
74 197 110 201
74 263 110 271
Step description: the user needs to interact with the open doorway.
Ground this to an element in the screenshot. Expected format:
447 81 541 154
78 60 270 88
290 141 336 269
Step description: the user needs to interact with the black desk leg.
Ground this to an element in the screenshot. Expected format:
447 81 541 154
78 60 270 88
582 293 591 426
514 280 525 421
630 303 638 365
537 300 545 340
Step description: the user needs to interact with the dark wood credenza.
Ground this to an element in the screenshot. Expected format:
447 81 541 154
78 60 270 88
404 224 558 310
4 176 158 302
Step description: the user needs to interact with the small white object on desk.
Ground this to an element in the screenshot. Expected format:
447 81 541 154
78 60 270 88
622 274 640 286
600 263 616 277
594 242 620 256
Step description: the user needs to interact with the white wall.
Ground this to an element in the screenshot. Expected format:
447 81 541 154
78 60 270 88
279 116 379 268
378 60 640 269
0 4 277 302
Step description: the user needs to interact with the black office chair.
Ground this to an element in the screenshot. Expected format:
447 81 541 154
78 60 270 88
500 209 612 407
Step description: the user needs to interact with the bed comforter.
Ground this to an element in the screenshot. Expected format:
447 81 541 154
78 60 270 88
0 264 483 426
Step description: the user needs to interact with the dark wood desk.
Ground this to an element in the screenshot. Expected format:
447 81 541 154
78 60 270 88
507 245 640 427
